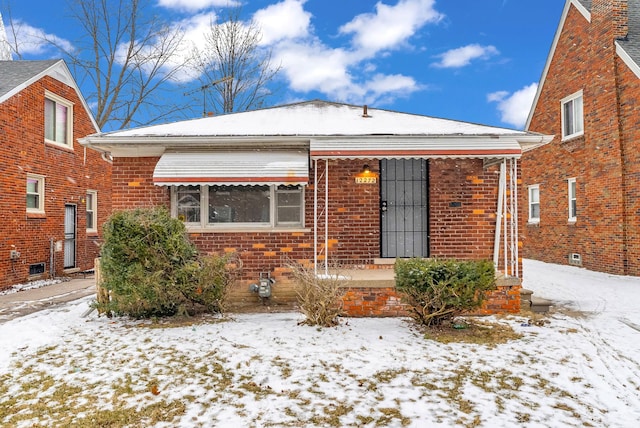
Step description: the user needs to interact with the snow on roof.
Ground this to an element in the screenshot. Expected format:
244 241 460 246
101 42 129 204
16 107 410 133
102 100 527 138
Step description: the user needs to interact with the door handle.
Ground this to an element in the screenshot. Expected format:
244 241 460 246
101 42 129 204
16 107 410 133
381 201 388 212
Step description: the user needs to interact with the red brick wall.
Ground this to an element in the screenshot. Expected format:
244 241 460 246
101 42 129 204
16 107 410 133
111 157 168 210
615 56 640 275
429 159 501 263
0 76 112 289
523 3 629 275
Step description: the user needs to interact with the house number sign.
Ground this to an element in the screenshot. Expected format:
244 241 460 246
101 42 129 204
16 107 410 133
355 176 377 184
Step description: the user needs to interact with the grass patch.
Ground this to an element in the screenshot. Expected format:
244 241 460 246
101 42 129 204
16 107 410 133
422 318 522 345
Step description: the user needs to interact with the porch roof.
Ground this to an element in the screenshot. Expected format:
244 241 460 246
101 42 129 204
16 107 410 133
153 151 309 186
309 136 524 159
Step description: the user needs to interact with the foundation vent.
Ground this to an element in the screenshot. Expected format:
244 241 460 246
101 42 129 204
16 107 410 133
568 253 582 266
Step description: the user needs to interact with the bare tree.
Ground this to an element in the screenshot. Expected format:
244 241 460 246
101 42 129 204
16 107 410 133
194 7 281 114
61 0 190 130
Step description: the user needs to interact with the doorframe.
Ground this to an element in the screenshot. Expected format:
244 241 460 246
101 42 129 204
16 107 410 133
64 203 77 270
379 158 430 259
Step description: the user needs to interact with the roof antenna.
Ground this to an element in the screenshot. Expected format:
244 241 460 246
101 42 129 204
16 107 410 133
362 105 371 118
184 76 233 117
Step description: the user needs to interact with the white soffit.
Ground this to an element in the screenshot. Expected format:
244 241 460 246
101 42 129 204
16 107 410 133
153 151 309 186
309 138 522 159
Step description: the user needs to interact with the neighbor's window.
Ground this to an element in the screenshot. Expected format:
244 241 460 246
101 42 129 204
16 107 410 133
568 178 577 221
44 91 73 148
561 90 583 140
86 190 97 231
173 184 304 228
26 174 45 213
528 185 540 223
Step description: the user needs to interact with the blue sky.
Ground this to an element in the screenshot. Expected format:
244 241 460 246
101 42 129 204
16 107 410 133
1 0 565 130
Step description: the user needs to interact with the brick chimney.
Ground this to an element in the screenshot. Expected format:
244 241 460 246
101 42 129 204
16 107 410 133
592 0 628 39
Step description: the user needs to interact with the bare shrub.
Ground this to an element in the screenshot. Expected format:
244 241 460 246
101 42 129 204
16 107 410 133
290 263 346 327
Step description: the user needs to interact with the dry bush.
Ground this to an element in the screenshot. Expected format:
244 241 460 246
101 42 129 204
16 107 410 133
290 263 346 327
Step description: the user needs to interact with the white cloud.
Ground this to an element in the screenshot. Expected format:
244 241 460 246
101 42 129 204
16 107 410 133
8 20 74 56
488 83 538 129
275 41 354 94
253 0 311 45
157 0 239 12
366 73 418 96
431 44 499 68
339 0 443 55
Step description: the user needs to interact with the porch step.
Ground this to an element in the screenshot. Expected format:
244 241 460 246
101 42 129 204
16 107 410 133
531 296 553 313
520 288 552 313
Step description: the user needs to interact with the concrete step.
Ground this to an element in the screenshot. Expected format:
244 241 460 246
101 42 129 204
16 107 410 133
530 296 552 313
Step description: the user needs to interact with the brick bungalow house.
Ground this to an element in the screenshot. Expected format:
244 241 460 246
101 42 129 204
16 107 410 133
81 100 551 315
522 0 640 276
0 60 112 289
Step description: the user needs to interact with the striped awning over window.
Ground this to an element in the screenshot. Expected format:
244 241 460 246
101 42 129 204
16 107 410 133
153 151 309 186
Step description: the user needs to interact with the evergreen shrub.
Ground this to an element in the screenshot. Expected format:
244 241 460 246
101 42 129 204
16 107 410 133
395 258 496 326
96 207 238 318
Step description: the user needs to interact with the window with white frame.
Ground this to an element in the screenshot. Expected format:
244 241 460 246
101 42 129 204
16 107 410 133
528 185 540 223
26 174 45 213
561 90 584 140
44 91 73 148
86 190 97 231
568 178 577 221
173 184 304 228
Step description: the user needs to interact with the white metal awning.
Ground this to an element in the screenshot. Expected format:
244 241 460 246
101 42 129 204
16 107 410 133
309 137 523 159
153 151 309 186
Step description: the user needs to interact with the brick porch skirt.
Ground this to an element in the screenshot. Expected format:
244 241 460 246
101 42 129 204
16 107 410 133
228 275 522 317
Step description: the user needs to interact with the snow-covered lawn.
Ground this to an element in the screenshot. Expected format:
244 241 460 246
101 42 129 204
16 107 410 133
1 259 639 427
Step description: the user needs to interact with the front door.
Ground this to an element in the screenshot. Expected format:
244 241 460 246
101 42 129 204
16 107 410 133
380 159 429 258
64 204 76 269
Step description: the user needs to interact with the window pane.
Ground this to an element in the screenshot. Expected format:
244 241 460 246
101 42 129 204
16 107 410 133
209 185 270 223
530 187 539 204
56 104 67 143
26 194 39 209
276 186 302 224
86 193 95 229
531 203 540 219
44 99 55 141
575 96 583 133
27 178 39 193
564 100 574 135
176 185 201 223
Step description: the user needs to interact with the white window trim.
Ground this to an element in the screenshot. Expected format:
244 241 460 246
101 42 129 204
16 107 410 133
561 90 584 141
568 178 577 222
528 184 540 224
86 190 98 232
44 90 74 149
26 173 45 214
171 185 305 230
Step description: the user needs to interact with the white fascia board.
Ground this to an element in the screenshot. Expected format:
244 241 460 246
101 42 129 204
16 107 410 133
78 135 310 157
525 0 591 130
615 42 640 80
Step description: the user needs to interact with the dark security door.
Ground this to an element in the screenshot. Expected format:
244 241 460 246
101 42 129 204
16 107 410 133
64 204 76 269
380 159 429 258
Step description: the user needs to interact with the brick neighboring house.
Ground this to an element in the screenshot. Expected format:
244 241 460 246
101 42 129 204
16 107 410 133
0 59 112 289
522 0 640 276
81 100 551 315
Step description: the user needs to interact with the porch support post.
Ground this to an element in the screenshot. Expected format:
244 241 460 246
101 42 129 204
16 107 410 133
313 159 318 276
324 159 329 276
493 159 506 271
511 158 519 277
